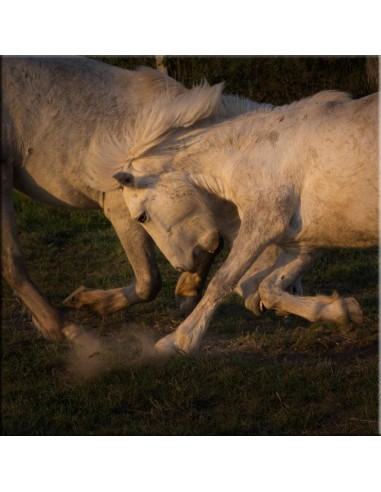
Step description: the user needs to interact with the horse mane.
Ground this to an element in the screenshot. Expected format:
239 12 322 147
211 93 273 120
128 66 186 106
86 79 225 191
126 81 225 159
305 90 352 104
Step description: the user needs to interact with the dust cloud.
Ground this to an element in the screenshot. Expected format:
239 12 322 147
65 323 162 379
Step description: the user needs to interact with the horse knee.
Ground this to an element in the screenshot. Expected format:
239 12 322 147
135 272 162 301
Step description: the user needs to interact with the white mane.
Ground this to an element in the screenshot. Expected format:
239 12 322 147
86 81 224 191
211 93 272 120
128 66 186 105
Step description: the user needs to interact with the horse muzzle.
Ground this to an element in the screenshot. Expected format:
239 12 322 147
192 233 223 268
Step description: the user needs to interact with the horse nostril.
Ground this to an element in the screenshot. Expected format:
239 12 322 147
199 231 220 254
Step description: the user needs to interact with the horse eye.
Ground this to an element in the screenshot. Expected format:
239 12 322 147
137 212 148 224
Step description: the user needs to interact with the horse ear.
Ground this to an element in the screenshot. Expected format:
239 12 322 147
113 172 135 188
113 171 160 189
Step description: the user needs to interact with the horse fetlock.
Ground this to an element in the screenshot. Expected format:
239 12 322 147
155 334 181 358
62 323 86 342
198 230 220 254
155 330 198 358
32 314 66 341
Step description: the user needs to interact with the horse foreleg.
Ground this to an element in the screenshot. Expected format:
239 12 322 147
64 191 161 315
175 244 304 319
258 248 363 325
235 244 279 314
155 208 286 356
174 241 290 321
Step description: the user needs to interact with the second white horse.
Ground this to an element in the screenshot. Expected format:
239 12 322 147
101 86 378 355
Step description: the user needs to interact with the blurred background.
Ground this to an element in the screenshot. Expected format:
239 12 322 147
93 55 378 102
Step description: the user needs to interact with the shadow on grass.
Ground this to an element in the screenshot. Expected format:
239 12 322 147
2 309 378 436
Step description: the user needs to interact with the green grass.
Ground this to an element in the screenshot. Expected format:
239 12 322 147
1 192 378 435
3 347 377 435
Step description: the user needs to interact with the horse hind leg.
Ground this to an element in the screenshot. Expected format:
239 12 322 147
258 249 363 325
1 158 82 341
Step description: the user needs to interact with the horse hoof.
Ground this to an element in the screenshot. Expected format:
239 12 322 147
155 338 178 358
244 293 262 316
63 286 88 307
345 297 363 324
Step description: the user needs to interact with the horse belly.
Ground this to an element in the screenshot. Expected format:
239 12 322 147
14 158 101 210
295 183 378 248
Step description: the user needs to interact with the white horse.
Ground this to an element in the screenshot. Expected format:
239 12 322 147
91 83 378 356
2 56 279 342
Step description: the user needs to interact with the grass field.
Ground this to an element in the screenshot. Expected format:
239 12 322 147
1 190 378 435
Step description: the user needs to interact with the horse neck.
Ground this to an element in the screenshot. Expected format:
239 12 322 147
170 137 237 204
188 169 235 203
